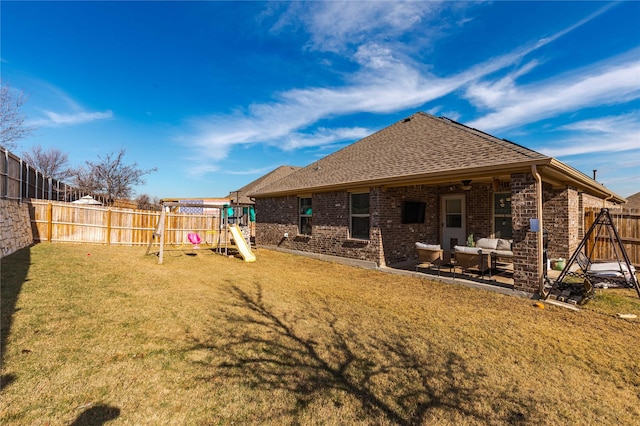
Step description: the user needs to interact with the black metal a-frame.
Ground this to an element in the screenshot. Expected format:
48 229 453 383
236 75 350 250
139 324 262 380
543 208 639 302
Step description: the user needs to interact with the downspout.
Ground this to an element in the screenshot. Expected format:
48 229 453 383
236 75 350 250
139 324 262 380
532 165 544 295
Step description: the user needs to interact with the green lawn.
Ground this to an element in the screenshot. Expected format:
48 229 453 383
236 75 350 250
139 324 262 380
1 243 639 425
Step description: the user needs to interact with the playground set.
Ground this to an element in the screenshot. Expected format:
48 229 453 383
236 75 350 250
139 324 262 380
145 199 256 264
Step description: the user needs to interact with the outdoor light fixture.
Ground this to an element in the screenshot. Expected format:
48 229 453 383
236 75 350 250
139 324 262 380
460 180 472 190
492 178 501 191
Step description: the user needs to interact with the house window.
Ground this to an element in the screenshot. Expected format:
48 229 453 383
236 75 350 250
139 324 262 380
350 192 370 239
494 192 512 238
402 201 426 224
299 197 312 235
445 198 462 228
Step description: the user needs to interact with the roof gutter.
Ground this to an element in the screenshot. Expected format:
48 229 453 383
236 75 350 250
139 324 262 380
252 159 553 198
546 159 625 204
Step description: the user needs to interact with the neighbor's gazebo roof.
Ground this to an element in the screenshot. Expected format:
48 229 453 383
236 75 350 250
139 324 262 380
72 195 102 205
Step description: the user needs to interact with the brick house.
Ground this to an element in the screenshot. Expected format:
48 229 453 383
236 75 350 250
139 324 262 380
249 112 626 294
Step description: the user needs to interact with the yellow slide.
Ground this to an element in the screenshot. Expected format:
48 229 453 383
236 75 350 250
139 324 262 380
228 225 256 262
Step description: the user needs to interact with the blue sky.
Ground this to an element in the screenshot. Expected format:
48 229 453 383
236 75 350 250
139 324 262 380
2 1 639 198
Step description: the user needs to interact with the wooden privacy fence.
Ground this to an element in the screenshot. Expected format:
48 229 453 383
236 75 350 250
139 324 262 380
2 147 79 202
584 207 640 266
28 200 221 246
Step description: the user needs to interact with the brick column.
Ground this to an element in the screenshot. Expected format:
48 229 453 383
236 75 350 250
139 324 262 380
542 186 579 260
511 173 541 293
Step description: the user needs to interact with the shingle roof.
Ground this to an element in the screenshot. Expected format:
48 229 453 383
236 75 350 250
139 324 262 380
625 192 640 209
228 165 301 204
252 112 550 196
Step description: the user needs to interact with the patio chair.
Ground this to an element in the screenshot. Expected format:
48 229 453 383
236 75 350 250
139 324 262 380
453 246 491 279
415 243 444 276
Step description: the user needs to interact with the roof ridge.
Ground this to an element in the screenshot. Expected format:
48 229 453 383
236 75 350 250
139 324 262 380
244 165 304 197
309 113 425 168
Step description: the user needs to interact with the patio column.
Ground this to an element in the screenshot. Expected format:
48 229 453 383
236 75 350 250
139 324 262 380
510 172 542 294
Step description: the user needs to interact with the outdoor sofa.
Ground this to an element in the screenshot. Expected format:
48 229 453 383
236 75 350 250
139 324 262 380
474 237 514 269
453 238 513 279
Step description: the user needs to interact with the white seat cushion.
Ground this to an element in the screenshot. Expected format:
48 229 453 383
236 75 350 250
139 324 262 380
476 238 498 250
454 245 482 254
416 242 441 250
588 262 636 277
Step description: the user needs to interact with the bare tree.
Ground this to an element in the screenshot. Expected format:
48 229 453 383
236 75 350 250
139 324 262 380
135 194 162 211
22 145 73 180
0 81 35 150
73 148 157 203
72 165 100 195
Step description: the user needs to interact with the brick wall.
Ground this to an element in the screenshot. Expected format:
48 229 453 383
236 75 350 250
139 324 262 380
255 191 383 264
377 186 439 265
544 186 582 260
255 184 498 266
579 192 617 239
510 173 540 293
0 199 34 258
464 184 493 241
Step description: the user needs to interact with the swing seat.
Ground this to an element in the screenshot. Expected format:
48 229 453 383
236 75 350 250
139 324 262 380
577 252 637 287
587 262 636 280
187 232 201 249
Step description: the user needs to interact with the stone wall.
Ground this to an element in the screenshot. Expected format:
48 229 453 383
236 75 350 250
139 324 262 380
0 199 34 258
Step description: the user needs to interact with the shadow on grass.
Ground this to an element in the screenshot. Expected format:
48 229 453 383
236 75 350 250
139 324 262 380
189 283 532 424
70 404 121 426
1 247 31 391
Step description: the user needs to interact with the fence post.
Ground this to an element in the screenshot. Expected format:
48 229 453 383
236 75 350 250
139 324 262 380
25 163 30 198
46 202 53 242
19 158 23 202
2 148 7 199
106 208 112 245
585 209 594 256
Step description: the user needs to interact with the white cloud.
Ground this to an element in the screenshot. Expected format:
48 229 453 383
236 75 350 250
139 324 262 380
183 36 569 164
466 57 640 132
281 127 371 150
538 112 640 157
31 109 113 127
541 133 640 158
21 79 114 127
185 1 632 173
298 1 439 53
558 113 639 134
